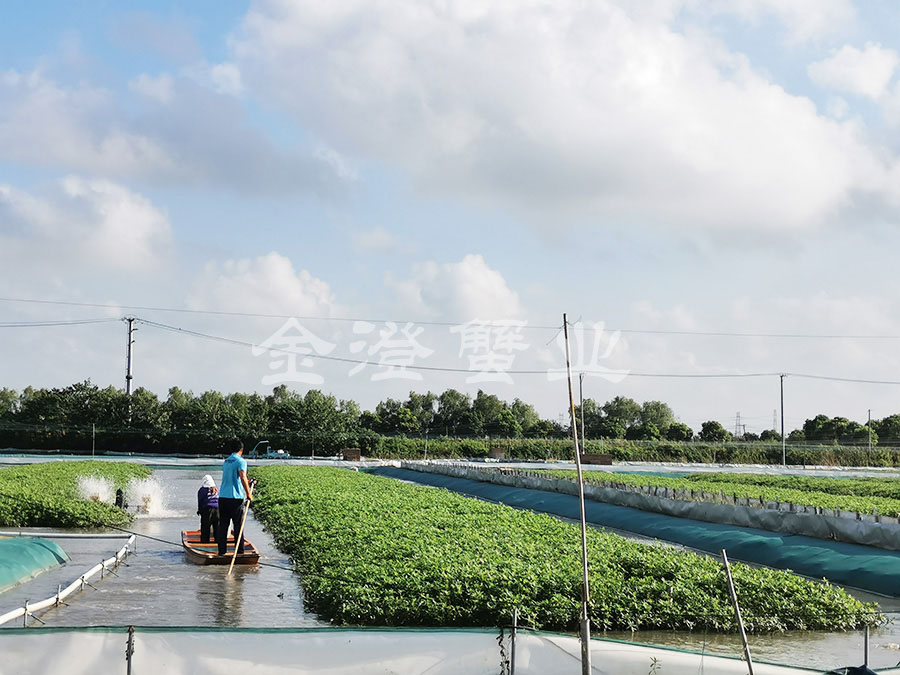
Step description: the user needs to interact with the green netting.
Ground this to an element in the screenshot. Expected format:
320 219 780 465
371 467 900 597
0 537 67 593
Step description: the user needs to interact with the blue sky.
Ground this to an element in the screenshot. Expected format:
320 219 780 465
3 0 900 433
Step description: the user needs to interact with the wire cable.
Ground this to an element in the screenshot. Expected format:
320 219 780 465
6 295 900 339
0 318 122 328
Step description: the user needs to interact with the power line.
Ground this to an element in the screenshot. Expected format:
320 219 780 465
0 318 122 328
135 318 900 384
6 295 900 339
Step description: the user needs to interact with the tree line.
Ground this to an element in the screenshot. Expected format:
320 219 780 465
0 381 891 454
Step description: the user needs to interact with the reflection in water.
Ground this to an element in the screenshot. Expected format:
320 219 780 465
2 468 320 630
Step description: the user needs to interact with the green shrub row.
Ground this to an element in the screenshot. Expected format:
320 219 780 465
250 466 879 632
684 473 900 500
8 429 900 466
539 470 900 517
0 461 151 528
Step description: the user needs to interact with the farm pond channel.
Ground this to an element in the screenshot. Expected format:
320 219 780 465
2 467 900 671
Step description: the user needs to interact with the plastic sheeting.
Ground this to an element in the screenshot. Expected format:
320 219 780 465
371 467 900 597
0 537 66 593
0 627 855 675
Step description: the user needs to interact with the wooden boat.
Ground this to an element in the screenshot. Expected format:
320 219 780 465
181 530 260 566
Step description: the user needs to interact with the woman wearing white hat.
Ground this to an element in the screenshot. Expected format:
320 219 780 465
197 474 219 543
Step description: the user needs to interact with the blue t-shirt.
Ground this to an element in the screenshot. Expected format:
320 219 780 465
220 453 247 499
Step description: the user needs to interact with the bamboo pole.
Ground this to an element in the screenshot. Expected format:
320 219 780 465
563 313 592 675
721 549 754 675
227 483 255 576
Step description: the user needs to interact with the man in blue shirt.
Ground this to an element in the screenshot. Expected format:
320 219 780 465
217 438 253 556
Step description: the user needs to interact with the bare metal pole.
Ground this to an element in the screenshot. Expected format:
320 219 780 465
563 313 592 675
780 374 785 466
126 625 135 675
721 550 754 675
864 624 869 667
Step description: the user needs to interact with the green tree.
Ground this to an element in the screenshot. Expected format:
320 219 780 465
434 389 471 435
639 401 674 434
601 396 641 430
698 420 732 442
665 422 693 441
509 398 541 434
473 390 505 436
874 414 900 445
625 422 661 441
760 429 782 442
0 388 18 420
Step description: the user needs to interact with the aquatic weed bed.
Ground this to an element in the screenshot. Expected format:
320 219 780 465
0 460 151 527
539 470 900 517
251 466 879 632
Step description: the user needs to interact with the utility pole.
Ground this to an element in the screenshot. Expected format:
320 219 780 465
868 409 872 452
125 318 135 395
579 372 586 452
780 374 786 467
562 314 592 675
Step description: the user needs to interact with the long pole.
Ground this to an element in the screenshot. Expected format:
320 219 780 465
227 483 254 576
579 372 586 452
92 424 95 457
563 313 592 675
868 409 872 452
721 549 754 675
780 374 785 466
125 318 135 395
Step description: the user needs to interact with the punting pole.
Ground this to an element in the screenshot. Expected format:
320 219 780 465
721 549 754 675
563 313 592 675
511 607 517 675
227 482 255 576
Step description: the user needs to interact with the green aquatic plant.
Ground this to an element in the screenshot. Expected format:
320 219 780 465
539 470 900 517
0 461 151 528
251 466 880 633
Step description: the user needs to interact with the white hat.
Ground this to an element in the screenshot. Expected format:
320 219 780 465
201 474 215 488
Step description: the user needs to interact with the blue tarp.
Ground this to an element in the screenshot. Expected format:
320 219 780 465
0 538 67 593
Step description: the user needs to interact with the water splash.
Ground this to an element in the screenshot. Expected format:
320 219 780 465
77 475 114 503
126 476 181 518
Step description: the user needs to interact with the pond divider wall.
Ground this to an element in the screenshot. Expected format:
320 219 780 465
399 462 900 551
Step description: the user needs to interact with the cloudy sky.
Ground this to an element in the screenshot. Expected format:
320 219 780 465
3 0 900 434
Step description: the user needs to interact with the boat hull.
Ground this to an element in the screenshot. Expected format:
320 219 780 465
181 530 260 565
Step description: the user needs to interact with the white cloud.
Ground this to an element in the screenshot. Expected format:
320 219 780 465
232 1 897 233
386 254 523 321
0 68 345 196
187 252 338 317
352 226 399 251
129 73 175 103
709 0 855 42
0 176 172 273
209 62 244 95
808 42 900 100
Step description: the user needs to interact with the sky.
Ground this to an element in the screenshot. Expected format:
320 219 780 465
3 0 900 434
